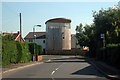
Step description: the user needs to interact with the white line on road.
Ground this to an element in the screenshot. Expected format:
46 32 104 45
51 63 65 75
51 71 55 75
56 68 59 71
46 59 51 62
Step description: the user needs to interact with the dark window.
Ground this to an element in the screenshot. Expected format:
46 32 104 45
29 39 33 42
43 49 45 54
63 37 64 40
43 40 45 43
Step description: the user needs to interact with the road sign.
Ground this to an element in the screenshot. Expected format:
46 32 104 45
101 34 104 38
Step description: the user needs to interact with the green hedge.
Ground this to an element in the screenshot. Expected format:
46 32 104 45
20 42 32 63
16 41 22 63
28 42 42 55
106 44 120 69
96 43 120 69
2 35 43 67
37 45 43 55
106 43 120 47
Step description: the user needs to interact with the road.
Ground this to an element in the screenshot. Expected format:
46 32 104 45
2 56 109 80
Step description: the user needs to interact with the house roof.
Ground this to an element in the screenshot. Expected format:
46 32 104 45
25 32 76 39
3 32 19 38
3 32 20 38
24 32 46 39
3 31 24 42
45 18 71 24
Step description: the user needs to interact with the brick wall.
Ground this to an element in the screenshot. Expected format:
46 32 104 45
46 49 87 55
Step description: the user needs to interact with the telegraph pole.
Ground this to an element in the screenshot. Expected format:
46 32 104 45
20 13 22 42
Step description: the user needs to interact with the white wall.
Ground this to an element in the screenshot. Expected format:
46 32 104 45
34 39 46 49
25 39 46 50
25 39 29 42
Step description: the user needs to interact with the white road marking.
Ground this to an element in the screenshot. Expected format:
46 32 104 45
51 63 65 75
46 59 51 62
56 68 59 71
51 71 55 75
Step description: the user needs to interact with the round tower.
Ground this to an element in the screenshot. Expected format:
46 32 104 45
45 18 71 50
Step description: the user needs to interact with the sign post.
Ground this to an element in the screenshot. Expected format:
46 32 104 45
101 34 105 48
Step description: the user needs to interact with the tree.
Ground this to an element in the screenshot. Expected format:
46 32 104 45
76 23 83 33
93 8 120 44
75 23 96 57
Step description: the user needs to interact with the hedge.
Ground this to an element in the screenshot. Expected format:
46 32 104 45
2 41 32 67
28 42 42 55
2 34 42 67
20 42 32 63
96 43 120 69
37 45 43 55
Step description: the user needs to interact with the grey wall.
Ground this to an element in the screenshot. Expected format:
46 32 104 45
46 22 71 50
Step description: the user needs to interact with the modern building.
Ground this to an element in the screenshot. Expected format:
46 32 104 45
45 18 71 50
3 31 24 43
24 32 46 53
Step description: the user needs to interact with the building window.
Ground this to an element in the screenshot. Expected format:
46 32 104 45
43 49 45 54
29 39 33 42
63 37 64 40
43 40 45 43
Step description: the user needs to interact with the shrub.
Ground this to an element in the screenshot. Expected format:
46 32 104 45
16 41 22 63
20 42 32 63
105 45 120 69
37 45 42 55
2 34 15 41
9 41 18 63
28 42 34 54
2 40 11 66
2 35 32 67
96 43 120 69
28 42 42 55
106 43 120 47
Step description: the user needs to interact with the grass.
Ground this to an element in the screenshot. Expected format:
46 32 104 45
42 58 49 60
77 55 86 58
41 55 86 58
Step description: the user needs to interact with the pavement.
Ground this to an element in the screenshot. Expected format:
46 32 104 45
88 58 120 80
2 58 52 74
2 56 69 75
1 56 120 80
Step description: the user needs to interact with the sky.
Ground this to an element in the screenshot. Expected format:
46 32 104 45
2 1 119 37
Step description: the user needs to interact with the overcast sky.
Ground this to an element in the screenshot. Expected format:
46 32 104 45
2 1 119 37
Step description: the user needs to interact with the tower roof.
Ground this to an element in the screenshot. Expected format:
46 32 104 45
45 18 71 24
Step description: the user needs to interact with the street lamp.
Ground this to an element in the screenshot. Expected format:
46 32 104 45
33 25 41 61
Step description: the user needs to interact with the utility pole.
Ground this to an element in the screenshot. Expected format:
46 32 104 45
20 13 22 42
